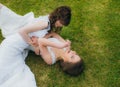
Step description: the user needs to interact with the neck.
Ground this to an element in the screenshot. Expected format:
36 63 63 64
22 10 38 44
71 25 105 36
52 47 65 61
57 49 65 61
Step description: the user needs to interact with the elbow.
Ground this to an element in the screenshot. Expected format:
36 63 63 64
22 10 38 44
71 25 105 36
41 54 53 65
46 60 53 65
44 57 53 65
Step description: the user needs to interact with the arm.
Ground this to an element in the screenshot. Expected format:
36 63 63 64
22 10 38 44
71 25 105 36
29 36 40 55
44 32 66 43
39 43 53 65
44 32 71 50
31 36 70 55
30 36 52 64
38 38 70 49
31 36 69 49
50 32 71 50
19 21 48 44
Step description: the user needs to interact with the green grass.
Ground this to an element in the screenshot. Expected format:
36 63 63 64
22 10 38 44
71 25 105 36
0 0 120 87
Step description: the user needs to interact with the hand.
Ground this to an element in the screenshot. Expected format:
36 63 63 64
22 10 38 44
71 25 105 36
66 39 71 46
64 39 71 47
30 36 38 47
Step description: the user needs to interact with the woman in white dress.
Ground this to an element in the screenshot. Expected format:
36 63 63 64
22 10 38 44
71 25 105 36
0 3 71 87
30 33 84 76
0 3 84 72
0 3 71 59
0 3 71 39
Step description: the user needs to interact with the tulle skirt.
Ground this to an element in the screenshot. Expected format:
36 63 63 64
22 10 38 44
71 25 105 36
0 6 34 38
0 33 37 87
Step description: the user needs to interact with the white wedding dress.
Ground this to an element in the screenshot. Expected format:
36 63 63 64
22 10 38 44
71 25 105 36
0 33 36 87
0 6 50 38
0 6 50 87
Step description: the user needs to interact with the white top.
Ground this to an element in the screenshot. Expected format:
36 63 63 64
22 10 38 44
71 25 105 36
0 33 37 87
0 6 50 38
0 5 51 58
28 15 50 38
0 6 62 65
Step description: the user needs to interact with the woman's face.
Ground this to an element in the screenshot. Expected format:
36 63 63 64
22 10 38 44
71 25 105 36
63 50 81 63
55 20 63 28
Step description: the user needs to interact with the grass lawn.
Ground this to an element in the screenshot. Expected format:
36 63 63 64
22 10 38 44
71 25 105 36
0 0 119 87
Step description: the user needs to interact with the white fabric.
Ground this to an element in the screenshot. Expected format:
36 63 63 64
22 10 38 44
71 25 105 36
0 6 34 38
28 15 50 38
0 6 52 86
0 6 63 68
0 6 50 60
47 46 56 64
47 38 67 64
0 6 50 38
0 33 37 87
0 6 58 64
48 38 67 64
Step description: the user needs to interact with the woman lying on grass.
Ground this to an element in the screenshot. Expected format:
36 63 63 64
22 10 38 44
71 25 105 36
0 3 83 76
30 32 84 76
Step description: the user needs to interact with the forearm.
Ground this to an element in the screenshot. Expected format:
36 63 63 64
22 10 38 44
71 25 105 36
19 20 48 44
51 33 71 49
38 38 67 49
54 35 66 43
50 32 66 43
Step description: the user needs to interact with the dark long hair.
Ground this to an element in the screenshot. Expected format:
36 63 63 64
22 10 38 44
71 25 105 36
59 59 84 76
49 6 71 33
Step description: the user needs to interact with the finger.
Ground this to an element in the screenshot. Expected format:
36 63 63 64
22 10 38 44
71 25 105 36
65 48 70 53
